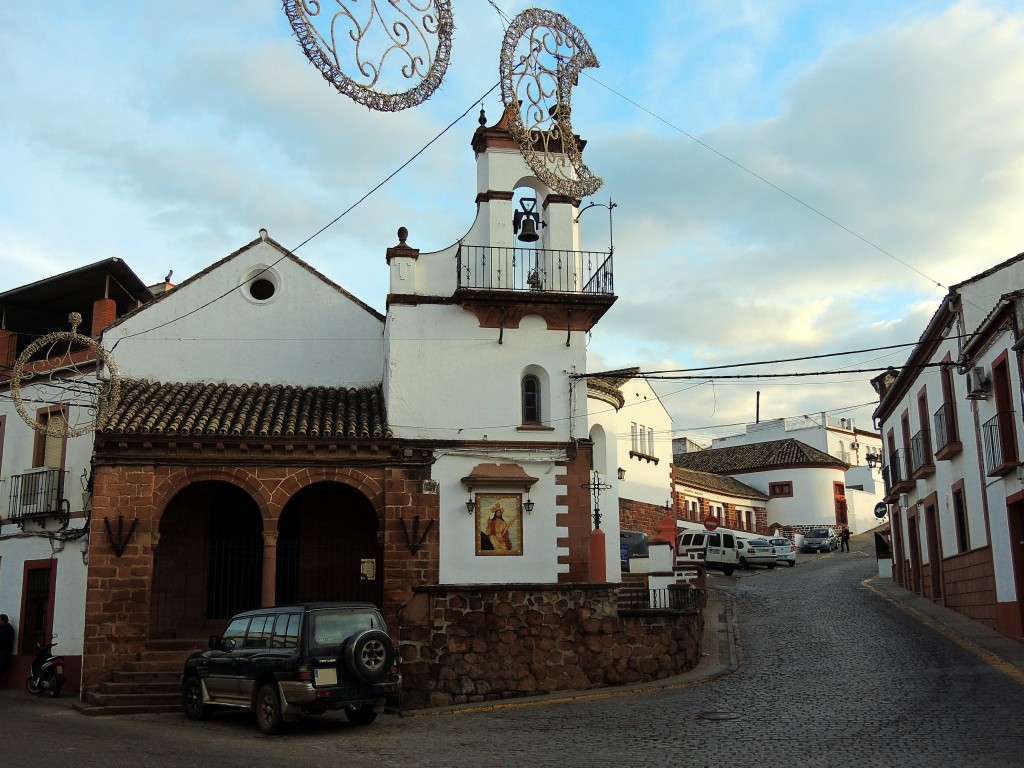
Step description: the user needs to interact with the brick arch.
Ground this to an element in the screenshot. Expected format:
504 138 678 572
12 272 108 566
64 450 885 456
152 466 271 528
271 467 385 522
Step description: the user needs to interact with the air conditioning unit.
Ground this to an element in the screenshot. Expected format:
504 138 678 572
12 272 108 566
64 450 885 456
967 365 991 399
17 467 60 515
899 493 910 509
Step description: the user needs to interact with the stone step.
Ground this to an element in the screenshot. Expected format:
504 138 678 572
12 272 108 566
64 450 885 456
73 701 182 717
97 679 179 695
83 689 180 709
110 669 180 684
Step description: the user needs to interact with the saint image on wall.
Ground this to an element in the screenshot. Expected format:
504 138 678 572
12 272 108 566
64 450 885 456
475 494 523 556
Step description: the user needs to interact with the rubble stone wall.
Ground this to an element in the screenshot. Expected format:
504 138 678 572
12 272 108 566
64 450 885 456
398 583 703 709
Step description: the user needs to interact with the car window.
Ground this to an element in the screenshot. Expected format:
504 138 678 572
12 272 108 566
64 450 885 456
680 533 694 546
722 533 734 547
271 613 301 650
707 533 720 547
220 617 250 652
244 615 273 649
310 609 382 648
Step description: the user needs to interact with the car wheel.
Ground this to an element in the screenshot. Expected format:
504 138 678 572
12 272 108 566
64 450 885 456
788 560 795 567
346 704 378 726
767 563 775 569
256 683 284 735
722 567 735 576
182 676 209 721
345 629 395 683
740 557 749 569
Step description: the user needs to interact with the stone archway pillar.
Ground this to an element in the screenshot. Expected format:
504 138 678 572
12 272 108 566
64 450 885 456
261 531 278 607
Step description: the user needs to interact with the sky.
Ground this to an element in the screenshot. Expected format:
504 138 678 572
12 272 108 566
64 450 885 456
3 0 1024 449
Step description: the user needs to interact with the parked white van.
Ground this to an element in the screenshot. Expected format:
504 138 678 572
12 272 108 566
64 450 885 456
676 524 742 576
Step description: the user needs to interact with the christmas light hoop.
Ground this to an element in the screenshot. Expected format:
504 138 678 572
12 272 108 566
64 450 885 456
283 0 454 112
499 9 603 199
10 312 121 438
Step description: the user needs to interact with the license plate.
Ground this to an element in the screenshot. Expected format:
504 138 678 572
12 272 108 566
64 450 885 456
56 665 64 675
314 667 337 686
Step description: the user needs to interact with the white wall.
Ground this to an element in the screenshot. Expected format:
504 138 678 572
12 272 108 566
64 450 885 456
435 452 566 584
103 240 385 387
734 466 847 528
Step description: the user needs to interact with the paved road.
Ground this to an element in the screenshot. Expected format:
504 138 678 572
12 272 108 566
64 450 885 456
2 547 1023 767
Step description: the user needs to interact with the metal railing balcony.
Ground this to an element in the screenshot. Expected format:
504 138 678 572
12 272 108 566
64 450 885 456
910 429 933 474
882 449 908 493
456 244 614 295
8 467 64 522
982 411 1018 474
933 402 959 454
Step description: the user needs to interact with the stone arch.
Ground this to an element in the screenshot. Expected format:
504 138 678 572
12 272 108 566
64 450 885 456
271 467 385 523
152 466 271 530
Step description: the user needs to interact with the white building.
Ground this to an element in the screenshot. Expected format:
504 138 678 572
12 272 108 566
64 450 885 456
0 259 153 690
874 251 1024 641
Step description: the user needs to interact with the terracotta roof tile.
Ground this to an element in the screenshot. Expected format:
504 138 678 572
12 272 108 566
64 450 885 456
673 438 847 474
99 379 390 439
673 466 768 499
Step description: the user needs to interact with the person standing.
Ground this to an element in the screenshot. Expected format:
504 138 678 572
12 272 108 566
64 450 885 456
0 614 15 685
840 527 851 552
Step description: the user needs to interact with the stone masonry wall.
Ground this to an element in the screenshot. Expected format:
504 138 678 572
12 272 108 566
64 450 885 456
398 583 703 709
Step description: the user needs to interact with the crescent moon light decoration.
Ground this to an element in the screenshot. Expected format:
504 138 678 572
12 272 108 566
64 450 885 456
10 312 121 439
282 0 454 112
499 8 603 199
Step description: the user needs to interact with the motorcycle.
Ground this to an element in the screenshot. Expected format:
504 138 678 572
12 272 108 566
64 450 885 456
26 635 66 697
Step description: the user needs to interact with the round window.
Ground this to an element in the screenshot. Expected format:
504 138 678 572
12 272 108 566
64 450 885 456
249 278 276 301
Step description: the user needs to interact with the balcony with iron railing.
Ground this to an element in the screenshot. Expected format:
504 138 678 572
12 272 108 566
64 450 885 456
932 402 962 460
456 244 614 296
982 411 1019 477
910 428 935 478
883 449 913 499
7 467 68 528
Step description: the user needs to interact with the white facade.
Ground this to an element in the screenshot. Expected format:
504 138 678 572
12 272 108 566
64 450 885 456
384 107 614 585
103 240 385 387
875 251 1024 641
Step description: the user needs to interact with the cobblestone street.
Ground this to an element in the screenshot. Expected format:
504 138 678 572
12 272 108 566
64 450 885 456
3 542 1023 767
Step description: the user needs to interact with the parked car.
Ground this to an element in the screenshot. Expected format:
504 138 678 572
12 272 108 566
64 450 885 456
181 602 400 734
677 527 741 576
802 528 838 553
766 536 797 566
735 537 777 569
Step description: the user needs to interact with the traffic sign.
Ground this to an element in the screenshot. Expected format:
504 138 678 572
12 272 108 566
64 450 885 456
873 502 888 519
703 515 720 531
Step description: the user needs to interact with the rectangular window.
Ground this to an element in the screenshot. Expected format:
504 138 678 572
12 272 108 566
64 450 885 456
647 428 655 457
631 423 638 452
769 482 793 497
952 484 969 553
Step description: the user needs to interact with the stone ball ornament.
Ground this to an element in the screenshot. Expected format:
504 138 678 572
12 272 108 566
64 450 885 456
10 312 122 439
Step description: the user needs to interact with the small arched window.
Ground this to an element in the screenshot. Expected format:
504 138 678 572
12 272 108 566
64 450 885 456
522 375 541 424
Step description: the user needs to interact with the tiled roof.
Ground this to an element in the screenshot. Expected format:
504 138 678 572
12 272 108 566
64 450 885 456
673 466 768 500
672 438 847 474
99 379 390 439
587 367 640 409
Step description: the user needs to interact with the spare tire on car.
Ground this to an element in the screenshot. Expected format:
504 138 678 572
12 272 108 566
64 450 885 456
344 629 394 682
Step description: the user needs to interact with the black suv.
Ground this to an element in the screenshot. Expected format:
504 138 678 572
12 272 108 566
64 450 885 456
181 602 400 734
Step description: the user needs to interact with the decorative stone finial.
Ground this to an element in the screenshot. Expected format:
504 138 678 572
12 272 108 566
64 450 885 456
397 226 409 246
478 106 487 126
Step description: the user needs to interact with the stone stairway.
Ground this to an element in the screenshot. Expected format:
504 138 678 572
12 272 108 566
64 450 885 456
73 639 205 717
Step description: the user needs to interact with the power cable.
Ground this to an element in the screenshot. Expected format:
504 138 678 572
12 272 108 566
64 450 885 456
109 81 500 350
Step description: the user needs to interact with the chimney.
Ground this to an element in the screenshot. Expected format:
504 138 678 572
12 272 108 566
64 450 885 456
91 298 117 336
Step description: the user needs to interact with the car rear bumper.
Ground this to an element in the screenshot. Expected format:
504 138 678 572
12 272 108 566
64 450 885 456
279 676 400 714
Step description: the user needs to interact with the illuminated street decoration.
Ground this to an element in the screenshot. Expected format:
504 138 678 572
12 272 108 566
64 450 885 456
10 313 121 438
499 9 603 199
283 0 454 112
